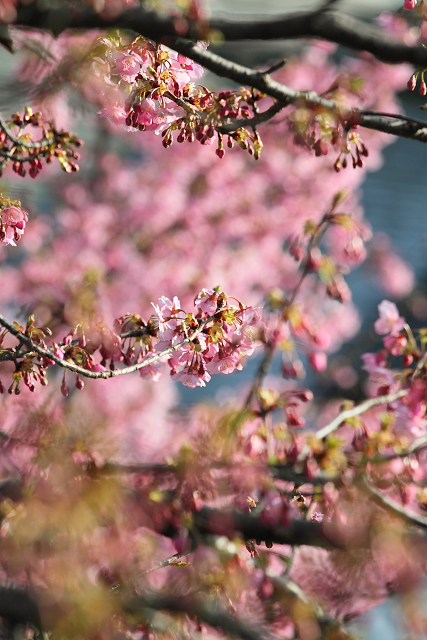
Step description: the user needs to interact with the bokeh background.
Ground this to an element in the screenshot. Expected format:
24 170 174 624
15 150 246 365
0 1 426 638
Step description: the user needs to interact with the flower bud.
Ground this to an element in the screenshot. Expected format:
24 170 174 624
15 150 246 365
61 374 69 397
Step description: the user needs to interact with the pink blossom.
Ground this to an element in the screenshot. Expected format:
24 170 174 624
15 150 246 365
134 99 157 126
112 50 143 82
97 103 128 125
404 0 416 8
177 54 204 79
2 205 28 229
311 511 324 522
374 300 405 336
309 352 327 372
235 337 256 357
91 364 107 372
171 369 211 388
139 360 162 382
194 288 219 315
0 204 28 247
150 105 183 134
152 295 185 331
207 353 242 375
361 352 395 386
0 226 18 247
383 333 407 356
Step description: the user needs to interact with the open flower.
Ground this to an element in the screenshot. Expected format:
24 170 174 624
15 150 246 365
374 300 405 336
112 50 143 83
97 103 128 125
0 204 28 246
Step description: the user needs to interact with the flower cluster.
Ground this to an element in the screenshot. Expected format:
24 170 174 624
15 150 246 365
362 300 409 387
267 198 371 380
0 197 28 247
94 36 262 158
149 289 261 387
290 105 369 172
361 300 427 441
0 107 83 179
0 289 261 393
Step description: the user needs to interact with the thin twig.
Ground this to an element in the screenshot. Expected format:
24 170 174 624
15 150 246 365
139 552 190 577
218 101 287 134
261 59 287 76
411 351 427 381
244 212 332 409
315 389 408 440
0 113 53 151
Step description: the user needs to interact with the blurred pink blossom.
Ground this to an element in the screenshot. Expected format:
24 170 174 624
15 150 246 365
374 300 405 336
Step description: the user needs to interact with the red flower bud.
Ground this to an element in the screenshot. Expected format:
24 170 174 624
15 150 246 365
408 75 417 91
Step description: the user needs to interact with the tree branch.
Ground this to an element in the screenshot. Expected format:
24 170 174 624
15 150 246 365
124 592 272 640
361 476 427 530
13 3 427 68
315 389 409 440
11 4 427 145
172 41 427 145
192 507 366 550
0 313 209 380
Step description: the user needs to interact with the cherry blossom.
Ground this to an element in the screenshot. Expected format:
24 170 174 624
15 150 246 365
374 300 406 336
97 103 128 125
112 49 144 83
0 204 28 246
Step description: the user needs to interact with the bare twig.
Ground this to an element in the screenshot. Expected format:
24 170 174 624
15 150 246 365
315 389 409 440
139 552 190 577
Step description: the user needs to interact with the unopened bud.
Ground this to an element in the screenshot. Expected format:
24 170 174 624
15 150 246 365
403 354 414 366
61 374 69 397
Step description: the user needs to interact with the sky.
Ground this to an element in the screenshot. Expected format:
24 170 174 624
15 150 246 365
209 0 403 18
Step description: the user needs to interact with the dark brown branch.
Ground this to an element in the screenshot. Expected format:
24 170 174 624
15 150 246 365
204 10 427 67
11 4 427 145
219 101 287 135
97 458 340 488
192 507 366 550
13 3 427 68
357 112 427 143
174 41 427 145
0 587 42 630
